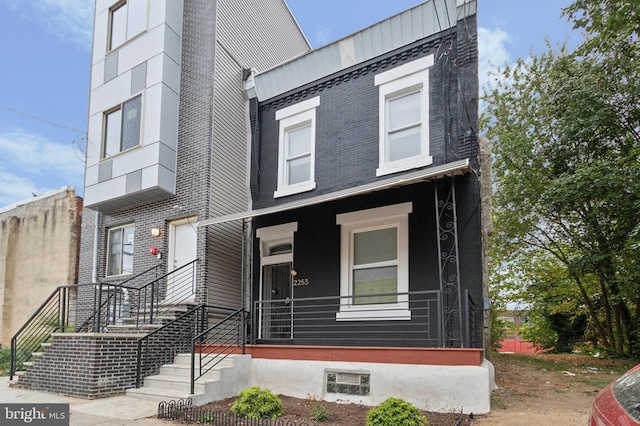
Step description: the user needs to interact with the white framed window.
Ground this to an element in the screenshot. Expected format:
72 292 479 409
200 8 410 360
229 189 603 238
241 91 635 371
274 97 319 198
103 94 142 158
108 0 147 51
375 55 434 177
107 224 135 276
336 203 412 321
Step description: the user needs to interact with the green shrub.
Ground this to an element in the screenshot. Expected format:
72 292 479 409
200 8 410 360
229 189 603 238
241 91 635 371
231 387 283 419
366 397 428 426
0 348 10 375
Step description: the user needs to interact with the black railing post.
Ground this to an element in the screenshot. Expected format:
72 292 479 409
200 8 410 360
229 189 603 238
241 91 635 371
149 281 155 325
60 288 67 332
190 339 196 395
9 337 16 380
95 283 103 332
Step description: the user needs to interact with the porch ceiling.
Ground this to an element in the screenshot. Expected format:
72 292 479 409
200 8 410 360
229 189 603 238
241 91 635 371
198 159 470 226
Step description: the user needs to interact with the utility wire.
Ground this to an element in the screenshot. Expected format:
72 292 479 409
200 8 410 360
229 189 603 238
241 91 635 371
0 105 86 135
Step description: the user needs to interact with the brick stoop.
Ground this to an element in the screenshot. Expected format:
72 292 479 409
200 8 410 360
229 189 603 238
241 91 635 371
126 353 251 406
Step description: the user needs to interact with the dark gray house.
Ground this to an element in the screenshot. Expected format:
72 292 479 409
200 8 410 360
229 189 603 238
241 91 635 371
199 0 493 413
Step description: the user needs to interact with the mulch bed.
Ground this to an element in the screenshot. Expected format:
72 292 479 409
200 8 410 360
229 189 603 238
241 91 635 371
196 395 472 425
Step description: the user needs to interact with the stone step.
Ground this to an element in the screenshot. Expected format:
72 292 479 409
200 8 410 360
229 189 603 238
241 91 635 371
159 363 223 379
142 374 211 393
126 386 195 403
173 353 235 368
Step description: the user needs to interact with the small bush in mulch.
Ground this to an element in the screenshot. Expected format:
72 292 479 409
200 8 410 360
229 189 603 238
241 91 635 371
366 397 428 426
230 387 284 420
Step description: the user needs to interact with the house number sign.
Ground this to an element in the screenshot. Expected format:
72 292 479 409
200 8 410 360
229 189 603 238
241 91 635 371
293 278 309 286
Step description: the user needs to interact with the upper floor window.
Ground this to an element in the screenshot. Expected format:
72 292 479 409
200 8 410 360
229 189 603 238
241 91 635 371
107 224 135 276
109 0 147 51
274 97 320 198
336 203 412 321
375 55 434 177
103 94 142 158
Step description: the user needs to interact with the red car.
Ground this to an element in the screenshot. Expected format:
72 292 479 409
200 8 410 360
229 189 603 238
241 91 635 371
591 364 640 425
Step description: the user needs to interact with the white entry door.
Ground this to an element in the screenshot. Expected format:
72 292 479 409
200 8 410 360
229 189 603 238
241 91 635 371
166 218 197 301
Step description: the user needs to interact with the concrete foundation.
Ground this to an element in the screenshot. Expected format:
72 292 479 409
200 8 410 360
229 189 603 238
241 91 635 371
250 358 494 414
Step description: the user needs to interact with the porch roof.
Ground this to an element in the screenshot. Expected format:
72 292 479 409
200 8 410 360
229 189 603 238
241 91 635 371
199 159 470 227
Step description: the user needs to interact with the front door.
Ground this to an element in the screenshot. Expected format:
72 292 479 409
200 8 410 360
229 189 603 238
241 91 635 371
260 262 292 339
166 219 197 301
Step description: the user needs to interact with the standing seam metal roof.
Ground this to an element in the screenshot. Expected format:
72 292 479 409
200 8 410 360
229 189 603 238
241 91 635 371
250 0 477 101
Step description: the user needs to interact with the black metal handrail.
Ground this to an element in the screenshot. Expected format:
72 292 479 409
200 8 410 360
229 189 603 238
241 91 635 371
10 260 198 380
9 284 84 379
135 304 240 389
190 308 247 394
83 260 198 332
136 304 206 388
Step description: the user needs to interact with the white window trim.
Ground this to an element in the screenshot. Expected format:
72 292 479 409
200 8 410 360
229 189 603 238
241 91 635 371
256 222 298 264
108 0 148 52
375 55 434 177
106 223 135 277
274 97 319 198
336 203 412 321
102 93 144 159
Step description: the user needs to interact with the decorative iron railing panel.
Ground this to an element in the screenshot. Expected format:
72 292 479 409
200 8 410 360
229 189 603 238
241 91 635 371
435 177 464 348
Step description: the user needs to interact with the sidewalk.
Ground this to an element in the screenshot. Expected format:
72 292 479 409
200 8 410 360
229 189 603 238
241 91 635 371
0 377 169 425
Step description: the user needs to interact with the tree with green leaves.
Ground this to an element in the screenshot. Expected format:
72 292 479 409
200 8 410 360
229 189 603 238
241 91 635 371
483 0 640 356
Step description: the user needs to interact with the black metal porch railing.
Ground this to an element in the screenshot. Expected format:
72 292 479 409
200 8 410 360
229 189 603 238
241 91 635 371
252 290 479 349
190 307 247 394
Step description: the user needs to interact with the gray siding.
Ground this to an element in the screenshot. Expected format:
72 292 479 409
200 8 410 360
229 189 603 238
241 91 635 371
207 46 245 307
205 0 310 308
216 0 310 72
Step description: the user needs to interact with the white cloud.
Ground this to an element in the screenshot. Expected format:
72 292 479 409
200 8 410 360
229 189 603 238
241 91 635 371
6 0 94 50
478 26 512 92
0 129 85 207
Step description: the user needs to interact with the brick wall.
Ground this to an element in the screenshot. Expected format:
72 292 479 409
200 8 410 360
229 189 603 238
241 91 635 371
17 333 141 399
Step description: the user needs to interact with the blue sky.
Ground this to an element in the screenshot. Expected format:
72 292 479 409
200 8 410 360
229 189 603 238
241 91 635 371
0 0 577 209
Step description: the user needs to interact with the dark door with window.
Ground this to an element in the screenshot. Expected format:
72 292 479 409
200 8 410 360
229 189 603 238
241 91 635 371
261 262 292 339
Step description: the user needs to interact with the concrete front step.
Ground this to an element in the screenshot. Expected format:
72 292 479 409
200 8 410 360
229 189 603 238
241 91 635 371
126 354 251 406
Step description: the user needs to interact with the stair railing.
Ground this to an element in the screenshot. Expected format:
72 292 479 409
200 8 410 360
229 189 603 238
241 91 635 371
190 308 247 394
9 285 79 380
135 304 207 388
10 260 198 380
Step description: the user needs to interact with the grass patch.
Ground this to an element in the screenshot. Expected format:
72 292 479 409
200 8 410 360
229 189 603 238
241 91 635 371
491 395 507 409
493 352 637 376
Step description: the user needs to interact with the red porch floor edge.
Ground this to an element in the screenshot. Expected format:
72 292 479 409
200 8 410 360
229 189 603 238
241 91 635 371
198 345 484 366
